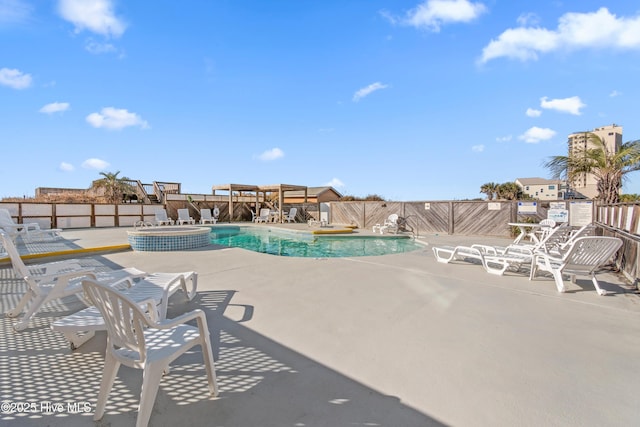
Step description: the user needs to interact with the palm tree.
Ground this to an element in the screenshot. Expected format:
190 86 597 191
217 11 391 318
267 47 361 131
496 182 521 200
544 134 640 204
480 182 499 200
92 171 133 203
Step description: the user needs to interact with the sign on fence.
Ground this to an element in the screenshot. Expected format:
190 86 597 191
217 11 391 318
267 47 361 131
569 201 593 226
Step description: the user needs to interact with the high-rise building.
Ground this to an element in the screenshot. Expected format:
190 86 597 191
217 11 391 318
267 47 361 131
567 124 622 199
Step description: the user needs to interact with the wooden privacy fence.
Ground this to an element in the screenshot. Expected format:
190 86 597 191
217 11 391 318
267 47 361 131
329 200 557 238
595 202 640 285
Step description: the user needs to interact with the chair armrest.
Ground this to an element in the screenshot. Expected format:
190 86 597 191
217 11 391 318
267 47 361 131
149 309 206 329
34 261 86 275
28 268 96 284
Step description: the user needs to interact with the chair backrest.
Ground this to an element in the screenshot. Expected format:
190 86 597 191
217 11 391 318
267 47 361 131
259 208 270 217
0 231 29 278
177 209 191 220
562 236 622 274
0 209 19 231
540 219 556 228
387 214 399 224
536 223 573 252
82 279 149 364
212 206 220 218
155 209 169 221
0 209 16 225
287 208 297 220
200 208 212 220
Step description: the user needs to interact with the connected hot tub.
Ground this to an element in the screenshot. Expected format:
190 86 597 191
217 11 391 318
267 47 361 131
127 226 210 251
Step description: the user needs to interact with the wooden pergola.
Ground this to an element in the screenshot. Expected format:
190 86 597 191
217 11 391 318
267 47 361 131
211 183 308 223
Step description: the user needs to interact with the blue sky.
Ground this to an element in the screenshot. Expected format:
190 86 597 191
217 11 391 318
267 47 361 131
2 0 640 201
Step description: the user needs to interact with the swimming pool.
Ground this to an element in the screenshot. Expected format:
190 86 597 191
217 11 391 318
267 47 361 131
209 226 425 258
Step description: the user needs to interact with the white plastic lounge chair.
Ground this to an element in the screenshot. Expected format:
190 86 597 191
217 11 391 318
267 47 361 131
201 206 221 224
177 208 195 225
52 271 198 349
477 224 574 258
285 207 297 223
82 278 218 427
0 231 145 331
557 224 596 252
154 209 174 226
433 244 529 275
373 214 399 234
200 208 215 224
529 236 623 295
255 208 270 223
0 208 61 243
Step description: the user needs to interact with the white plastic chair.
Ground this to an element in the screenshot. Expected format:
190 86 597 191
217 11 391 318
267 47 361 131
528 218 557 243
529 236 623 295
373 214 399 234
82 278 218 427
284 207 297 223
154 209 174 226
0 208 60 242
52 271 198 349
0 230 145 331
177 208 195 225
254 208 270 223
200 208 215 224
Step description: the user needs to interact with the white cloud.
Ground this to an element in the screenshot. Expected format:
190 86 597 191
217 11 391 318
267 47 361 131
325 178 345 188
85 39 117 54
518 126 556 144
81 158 109 170
609 90 622 97
353 82 389 102
59 162 74 171
0 0 32 24
0 67 32 89
516 12 539 27
57 0 126 38
540 96 585 115
480 7 640 63
496 135 512 142
86 107 149 130
526 108 542 117
39 102 70 114
404 0 487 32
471 144 484 152
257 148 284 162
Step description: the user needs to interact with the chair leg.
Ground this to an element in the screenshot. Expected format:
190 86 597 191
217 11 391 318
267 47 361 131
198 325 219 396
551 270 566 293
6 289 34 318
591 274 607 296
529 260 538 280
137 363 166 427
12 291 47 331
94 352 121 421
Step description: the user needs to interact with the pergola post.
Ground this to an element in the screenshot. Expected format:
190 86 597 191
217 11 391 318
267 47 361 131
278 186 284 223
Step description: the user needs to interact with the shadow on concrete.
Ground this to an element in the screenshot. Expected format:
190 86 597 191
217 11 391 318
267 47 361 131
0 279 446 426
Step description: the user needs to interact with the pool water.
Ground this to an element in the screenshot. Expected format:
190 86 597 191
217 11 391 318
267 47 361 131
209 226 424 258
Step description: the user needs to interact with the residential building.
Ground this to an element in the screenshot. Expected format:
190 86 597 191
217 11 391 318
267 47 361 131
515 177 566 200
567 124 622 199
283 186 343 204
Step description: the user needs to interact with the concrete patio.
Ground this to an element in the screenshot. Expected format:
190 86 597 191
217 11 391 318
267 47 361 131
1 226 639 426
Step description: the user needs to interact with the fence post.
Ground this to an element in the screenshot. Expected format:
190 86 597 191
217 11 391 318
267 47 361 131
448 201 454 235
